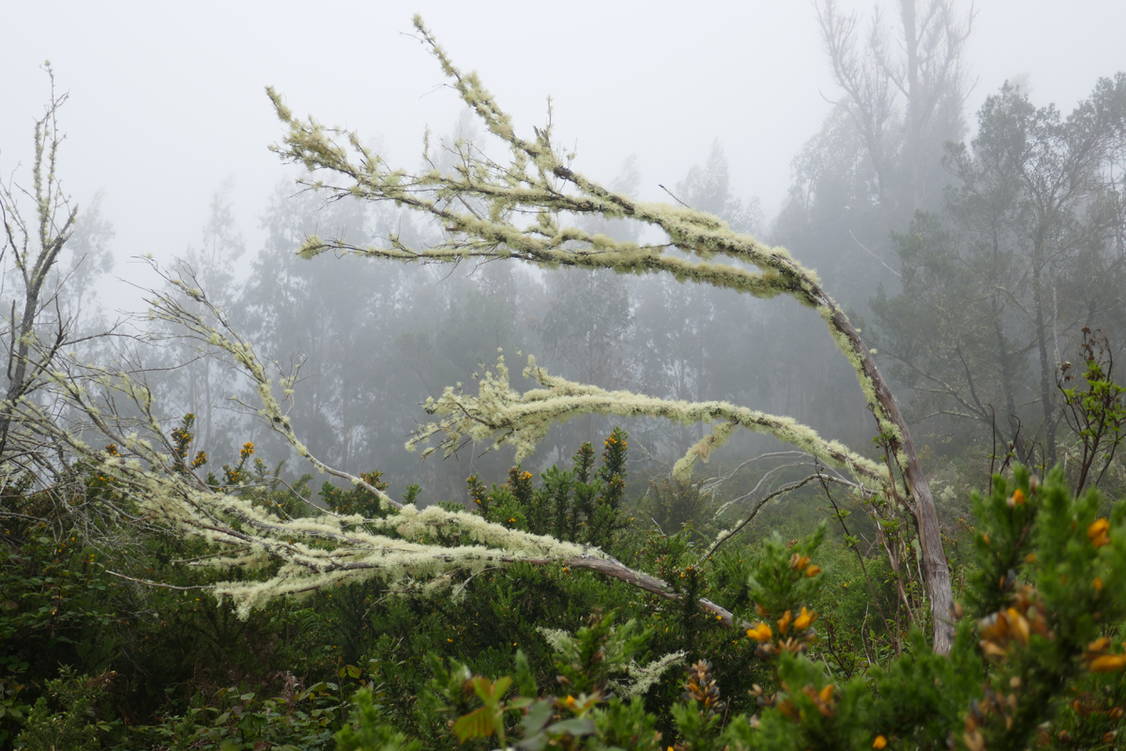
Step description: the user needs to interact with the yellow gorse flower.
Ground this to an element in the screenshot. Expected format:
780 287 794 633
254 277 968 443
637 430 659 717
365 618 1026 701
745 622 773 642
1089 654 1126 672
1088 517 1110 548
793 606 816 631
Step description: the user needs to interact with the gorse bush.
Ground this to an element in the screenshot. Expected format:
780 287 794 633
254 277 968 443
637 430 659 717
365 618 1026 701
467 428 629 549
332 466 1126 750
2 421 1126 748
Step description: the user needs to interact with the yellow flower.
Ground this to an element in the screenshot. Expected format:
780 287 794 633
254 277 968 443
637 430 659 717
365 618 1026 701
1005 607 1030 645
794 606 817 631
1089 654 1126 672
777 609 793 635
804 564 822 577
745 622 773 642
1088 518 1110 548
240 441 255 459
1007 488 1026 507
1093 577 1104 593
979 611 1010 643
873 735 888 749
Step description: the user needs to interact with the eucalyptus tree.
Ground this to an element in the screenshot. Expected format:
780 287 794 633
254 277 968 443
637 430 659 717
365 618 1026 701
813 0 969 226
776 0 970 315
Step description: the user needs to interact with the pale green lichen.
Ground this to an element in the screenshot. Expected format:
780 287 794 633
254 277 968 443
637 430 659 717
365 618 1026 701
22 265 629 621
672 420 739 482
620 650 688 698
410 356 888 488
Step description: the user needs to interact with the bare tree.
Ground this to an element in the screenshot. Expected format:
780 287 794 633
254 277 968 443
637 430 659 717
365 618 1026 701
814 0 972 220
0 65 81 469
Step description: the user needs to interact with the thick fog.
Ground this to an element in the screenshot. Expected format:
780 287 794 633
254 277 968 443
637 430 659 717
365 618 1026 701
2 0 1124 503
3 1 1120 278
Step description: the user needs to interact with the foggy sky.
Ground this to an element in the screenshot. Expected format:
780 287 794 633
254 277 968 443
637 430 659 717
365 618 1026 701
2 0 1123 304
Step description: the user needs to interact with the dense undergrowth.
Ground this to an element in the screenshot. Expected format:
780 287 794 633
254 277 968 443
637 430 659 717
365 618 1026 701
1 427 1124 750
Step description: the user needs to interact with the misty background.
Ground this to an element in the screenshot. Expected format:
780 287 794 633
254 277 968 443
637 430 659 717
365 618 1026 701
2 0 1124 506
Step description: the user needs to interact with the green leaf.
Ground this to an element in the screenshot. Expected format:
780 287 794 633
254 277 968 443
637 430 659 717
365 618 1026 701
546 716 596 737
452 706 497 741
520 698 554 735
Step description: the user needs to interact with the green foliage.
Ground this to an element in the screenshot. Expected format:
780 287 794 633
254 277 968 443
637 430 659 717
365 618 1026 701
640 477 714 536
320 471 392 517
1058 327 1125 494
318 466 1126 750
4 418 1126 750
744 524 826 618
13 668 118 751
466 428 630 549
135 678 346 750
334 687 421 751
0 519 112 745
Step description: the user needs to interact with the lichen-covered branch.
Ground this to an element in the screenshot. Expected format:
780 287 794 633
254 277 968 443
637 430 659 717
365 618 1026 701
22 269 745 627
266 15 954 652
409 355 889 490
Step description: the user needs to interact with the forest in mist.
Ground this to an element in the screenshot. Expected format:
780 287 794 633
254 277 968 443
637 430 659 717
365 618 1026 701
4 2 1123 502
1 1 1125 749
